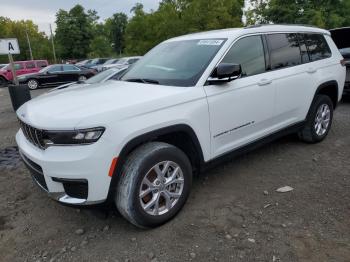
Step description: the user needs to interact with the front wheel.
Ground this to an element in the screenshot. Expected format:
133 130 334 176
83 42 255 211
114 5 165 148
27 79 39 90
115 142 192 228
298 95 333 143
78 75 87 81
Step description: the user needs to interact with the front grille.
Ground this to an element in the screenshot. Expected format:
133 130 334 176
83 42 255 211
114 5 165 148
18 119 46 149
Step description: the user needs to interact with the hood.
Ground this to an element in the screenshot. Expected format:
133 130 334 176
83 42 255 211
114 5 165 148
17 81 191 130
330 27 350 49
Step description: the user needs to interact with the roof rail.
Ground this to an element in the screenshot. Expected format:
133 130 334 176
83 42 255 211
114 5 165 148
244 23 319 29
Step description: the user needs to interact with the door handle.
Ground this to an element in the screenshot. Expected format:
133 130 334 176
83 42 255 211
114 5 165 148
306 68 317 74
258 79 272 86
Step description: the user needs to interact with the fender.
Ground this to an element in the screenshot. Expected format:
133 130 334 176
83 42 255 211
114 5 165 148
107 124 205 199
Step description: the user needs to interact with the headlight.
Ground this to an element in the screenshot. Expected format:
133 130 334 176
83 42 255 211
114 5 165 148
43 127 105 146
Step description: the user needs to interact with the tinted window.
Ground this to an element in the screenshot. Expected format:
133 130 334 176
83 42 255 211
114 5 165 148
222 35 266 77
25 62 35 69
304 34 331 61
63 65 80 71
36 61 47 68
297 34 310 63
267 33 301 70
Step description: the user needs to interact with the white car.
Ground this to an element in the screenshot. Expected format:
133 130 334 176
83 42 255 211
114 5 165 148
16 25 345 228
102 56 141 71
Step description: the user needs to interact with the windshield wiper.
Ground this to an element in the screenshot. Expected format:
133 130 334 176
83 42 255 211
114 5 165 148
125 78 159 85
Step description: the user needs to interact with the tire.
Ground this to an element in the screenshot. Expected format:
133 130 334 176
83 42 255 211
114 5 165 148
27 79 39 90
115 142 192 228
298 95 333 143
78 75 87 81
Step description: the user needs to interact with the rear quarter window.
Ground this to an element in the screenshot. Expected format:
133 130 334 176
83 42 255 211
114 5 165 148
303 34 331 61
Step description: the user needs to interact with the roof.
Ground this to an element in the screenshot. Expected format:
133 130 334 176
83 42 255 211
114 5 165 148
168 24 330 42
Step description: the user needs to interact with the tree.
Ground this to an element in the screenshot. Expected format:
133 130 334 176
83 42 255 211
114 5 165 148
55 4 98 59
105 12 128 55
124 0 244 55
246 0 350 29
0 17 52 63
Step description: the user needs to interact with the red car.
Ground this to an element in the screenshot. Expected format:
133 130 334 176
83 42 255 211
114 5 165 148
0 60 48 86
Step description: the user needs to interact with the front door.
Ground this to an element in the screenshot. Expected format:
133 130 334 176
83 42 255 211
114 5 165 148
204 35 276 158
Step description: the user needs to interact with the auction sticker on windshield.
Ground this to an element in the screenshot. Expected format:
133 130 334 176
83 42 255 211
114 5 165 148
197 39 224 46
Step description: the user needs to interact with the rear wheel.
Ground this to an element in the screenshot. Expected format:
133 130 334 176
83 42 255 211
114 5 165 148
115 142 192 228
298 95 333 143
27 79 39 90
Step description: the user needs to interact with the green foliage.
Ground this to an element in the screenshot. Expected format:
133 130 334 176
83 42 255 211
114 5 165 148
124 0 244 55
0 17 52 63
55 5 97 59
247 0 350 29
105 13 128 54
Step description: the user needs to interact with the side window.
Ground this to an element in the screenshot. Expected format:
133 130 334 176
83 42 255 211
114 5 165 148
304 34 331 61
48 65 62 73
222 35 266 77
25 62 35 69
266 33 301 70
14 63 24 70
36 61 47 68
63 65 80 71
297 34 310 63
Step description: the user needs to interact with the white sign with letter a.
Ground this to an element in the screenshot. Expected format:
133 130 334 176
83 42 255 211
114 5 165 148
0 38 20 55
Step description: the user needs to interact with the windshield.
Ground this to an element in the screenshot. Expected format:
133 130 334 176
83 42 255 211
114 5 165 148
39 65 53 73
115 58 127 65
121 39 226 87
104 59 118 65
85 68 118 84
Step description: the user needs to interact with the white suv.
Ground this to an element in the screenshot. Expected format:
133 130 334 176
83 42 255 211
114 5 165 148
16 25 345 228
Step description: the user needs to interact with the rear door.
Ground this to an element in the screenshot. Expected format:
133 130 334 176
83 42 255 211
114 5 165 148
24 61 37 74
204 35 276 158
265 33 316 127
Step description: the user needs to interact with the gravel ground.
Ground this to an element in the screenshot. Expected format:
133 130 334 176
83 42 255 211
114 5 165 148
0 87 349 262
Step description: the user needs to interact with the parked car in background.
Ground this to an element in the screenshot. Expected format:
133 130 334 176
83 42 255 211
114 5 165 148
51 67 127 91
0 60 48 86
18 64 96 90
102 56 141 70
0 64 7 69
75 59 92 67
330 27 350 96
91 58 120 72
16 25 345 228
83 58 109 69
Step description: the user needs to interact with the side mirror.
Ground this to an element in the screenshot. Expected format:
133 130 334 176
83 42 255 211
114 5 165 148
208 63 242 84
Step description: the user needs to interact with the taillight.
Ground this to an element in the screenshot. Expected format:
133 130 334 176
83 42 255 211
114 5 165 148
341 59 346 66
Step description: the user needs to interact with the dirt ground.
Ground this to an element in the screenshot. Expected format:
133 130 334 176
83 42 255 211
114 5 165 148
0 87 349 262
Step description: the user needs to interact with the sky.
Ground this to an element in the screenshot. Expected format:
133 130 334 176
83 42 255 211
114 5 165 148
0 0 161 35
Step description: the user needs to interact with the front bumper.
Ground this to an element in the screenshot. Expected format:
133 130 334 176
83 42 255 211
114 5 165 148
16 129 116 205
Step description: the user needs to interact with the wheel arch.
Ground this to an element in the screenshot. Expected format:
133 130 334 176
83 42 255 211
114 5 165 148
107 124 205 200
314 80 339 109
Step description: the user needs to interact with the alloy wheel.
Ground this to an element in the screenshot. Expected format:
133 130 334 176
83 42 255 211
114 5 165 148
314 103 331 136
139 161 184 216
